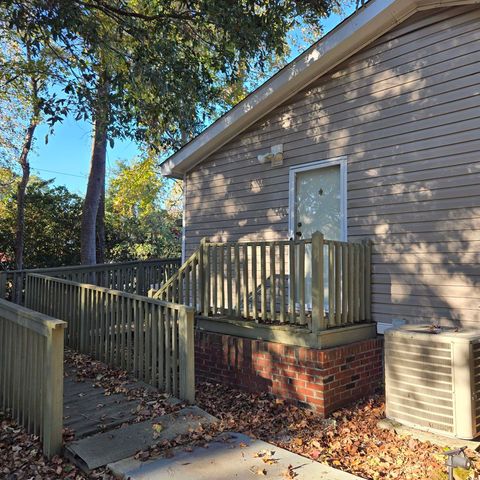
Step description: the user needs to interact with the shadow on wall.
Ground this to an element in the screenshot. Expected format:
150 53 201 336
185 8 480 328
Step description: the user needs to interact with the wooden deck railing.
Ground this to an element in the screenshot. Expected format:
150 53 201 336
154 233 372 332
153 250 200 307
0 298 66 457
25 273 195 402
1 257 181 304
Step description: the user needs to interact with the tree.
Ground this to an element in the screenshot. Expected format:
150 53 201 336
0 173 82 269
105 156 182 261
2 0 341 265
106 156 182 260
0 17 69 272
0 36 39 272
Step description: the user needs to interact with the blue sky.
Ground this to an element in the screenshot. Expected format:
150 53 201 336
30 5 355 195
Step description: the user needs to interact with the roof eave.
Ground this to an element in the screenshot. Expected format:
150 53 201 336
161 0 479 178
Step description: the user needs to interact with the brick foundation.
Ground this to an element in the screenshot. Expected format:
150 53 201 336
195 330 383 417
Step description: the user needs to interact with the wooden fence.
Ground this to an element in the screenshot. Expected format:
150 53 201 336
0 298 66 457
1 257 180 304
154 233 372 332
25 274 195 402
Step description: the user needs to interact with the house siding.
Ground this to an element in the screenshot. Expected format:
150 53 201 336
184 6 480 327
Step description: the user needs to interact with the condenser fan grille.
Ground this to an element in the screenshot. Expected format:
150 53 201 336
386 336 455 434
472 342 480 433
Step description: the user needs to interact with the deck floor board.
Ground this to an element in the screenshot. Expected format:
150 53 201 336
63 364 149 440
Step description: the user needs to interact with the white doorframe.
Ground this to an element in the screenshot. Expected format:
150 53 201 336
288 156 347 241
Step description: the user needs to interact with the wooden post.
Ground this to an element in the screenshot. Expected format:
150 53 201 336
24 274 31 308
80 286 87 353
136 263 145 295
311 232 325 334
348 242 354 323
288 241 296 323
298 241 305 325
199 237 209 316
226 245 232 317
334 242 341 326
242 244 249 319
178 307 195 402
363 239 373 321
279 243 286 323
269 243 276 322
328 242 334 327
43 323 65 458
233 244 240 318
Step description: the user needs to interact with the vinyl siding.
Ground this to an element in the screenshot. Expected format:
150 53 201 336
184 6 480 327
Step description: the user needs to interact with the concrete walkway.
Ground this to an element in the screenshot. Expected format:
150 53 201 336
108 432 364 480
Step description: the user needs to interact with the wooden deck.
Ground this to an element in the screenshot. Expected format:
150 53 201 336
154 235 372 333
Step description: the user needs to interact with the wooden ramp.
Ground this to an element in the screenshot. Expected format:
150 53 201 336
62 357 217 472
63 373 158 440
65 405 217 471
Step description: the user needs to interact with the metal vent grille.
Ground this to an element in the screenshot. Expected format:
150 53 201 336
472 342 480 435
386 336 454 434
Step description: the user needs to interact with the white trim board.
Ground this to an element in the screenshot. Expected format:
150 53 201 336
288 157 347 241
377 322 393 335
181 174 187 263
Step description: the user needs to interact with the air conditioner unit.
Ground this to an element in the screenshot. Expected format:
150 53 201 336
385 324 480 439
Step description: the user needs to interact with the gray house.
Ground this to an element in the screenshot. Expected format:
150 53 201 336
4 0 479 441
161 0 480 331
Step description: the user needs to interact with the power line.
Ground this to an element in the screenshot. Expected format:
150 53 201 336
32 167 88 179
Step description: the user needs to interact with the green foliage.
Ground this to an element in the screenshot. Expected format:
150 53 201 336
0 173 82 268
0 31 32 170
0 168 17 217
105 212 181 261
0 160 181 268
2 0 339 148
1 0 348 267
0 11 69 160
108 156 163 219
105 157 182 261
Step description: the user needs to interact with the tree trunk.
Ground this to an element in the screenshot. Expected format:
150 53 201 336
13 73 39 303
14 73 39 272
80 74 109 265
14 120 36 270
96 182 105 264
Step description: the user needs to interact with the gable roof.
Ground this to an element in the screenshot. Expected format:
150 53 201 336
161 0 480 178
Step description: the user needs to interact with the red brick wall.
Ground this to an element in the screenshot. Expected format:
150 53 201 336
195 330 383 417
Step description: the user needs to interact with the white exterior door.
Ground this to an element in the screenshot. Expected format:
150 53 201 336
294 163 344 241
290 158 346 308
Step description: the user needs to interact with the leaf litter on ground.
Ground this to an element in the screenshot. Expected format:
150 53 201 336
3 351 480 480
0 413 114 480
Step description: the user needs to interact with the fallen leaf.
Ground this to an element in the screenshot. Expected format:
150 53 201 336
152 423 163 433
283 465 298 479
